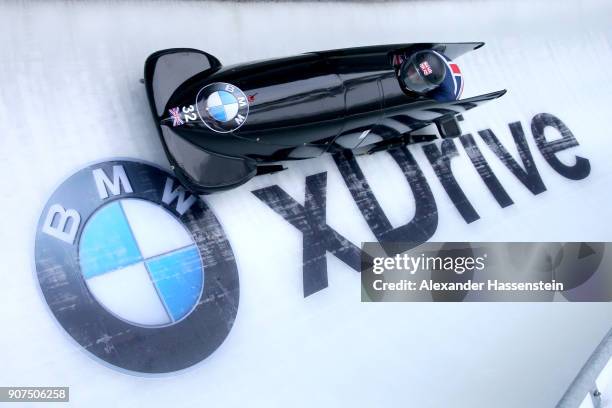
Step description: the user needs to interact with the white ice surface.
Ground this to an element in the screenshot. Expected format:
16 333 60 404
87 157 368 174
598 357 612 407
0 1 612 407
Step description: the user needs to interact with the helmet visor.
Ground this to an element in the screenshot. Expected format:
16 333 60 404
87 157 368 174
400 51 446 94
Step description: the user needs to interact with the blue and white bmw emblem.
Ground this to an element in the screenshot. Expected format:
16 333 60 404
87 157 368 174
34 160 240 374
196 82 249 133
206 91 239 122
79 198 203 327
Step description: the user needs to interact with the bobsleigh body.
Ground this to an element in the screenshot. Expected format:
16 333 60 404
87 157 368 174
144 43 505 194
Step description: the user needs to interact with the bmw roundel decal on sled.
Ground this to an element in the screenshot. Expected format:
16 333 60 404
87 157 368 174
144 43 506 194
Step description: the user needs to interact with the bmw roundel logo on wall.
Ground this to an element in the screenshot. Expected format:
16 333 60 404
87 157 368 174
196 82 249 133
34 160 239 374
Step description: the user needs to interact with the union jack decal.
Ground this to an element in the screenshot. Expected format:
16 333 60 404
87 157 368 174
419 61 433 76
169 107 184 127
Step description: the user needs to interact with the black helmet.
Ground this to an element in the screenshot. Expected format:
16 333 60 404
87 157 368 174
399 50 446 94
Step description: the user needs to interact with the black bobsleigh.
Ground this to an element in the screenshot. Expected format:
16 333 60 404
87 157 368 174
144 43 506 194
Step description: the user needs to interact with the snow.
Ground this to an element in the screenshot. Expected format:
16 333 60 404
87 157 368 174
0 0 611 407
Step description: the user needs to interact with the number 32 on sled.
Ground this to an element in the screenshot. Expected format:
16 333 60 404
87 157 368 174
144 43 505 194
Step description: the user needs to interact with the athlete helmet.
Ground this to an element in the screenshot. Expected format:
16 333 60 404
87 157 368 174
399 50 447 94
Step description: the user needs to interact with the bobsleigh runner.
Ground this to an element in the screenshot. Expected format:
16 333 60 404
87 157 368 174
144 43 506 194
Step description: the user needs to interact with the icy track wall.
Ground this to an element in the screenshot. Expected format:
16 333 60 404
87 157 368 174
1 1 612 408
